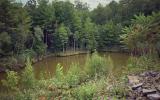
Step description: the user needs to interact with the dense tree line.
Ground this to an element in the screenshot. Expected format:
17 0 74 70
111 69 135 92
0 0 160 58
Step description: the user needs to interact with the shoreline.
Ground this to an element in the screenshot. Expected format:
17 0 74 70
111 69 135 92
0 51 89 73
0 49 128 73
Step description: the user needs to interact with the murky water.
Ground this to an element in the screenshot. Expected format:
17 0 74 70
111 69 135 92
33 52 129 78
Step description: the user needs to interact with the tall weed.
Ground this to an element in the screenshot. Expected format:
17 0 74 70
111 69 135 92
85 52 107 77
21 57 36 89
65 63 82 86
2 70 19 91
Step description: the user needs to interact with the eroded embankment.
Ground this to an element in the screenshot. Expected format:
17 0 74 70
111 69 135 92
127 71 160 100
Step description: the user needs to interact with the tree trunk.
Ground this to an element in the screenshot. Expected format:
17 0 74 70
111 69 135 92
63 44 65 53
74 39 76 52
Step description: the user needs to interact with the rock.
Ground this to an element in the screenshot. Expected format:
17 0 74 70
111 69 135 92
140 71 158 77
149 71 159 77
128 75 140 84
132 83 143 90
155 85 160 92
140 72 150 77
147 94 160 100
142 89 157 95
140 73 146 77
137 87 143 93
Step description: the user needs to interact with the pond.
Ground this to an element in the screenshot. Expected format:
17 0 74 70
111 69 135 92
33 52 129 78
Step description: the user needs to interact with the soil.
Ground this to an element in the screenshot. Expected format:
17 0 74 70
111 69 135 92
127 71 160 100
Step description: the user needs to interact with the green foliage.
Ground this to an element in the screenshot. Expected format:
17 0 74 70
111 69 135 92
65 63 82 86
32 0 55 28
121 14 151 50
121 12 160 56
127 55 158 73
82 17 97 51
85 52 107 77
17 49 36 64
73 77 106 100
97 21 122 49
57 24 68 44
2 71 19 91
1 0 159 59
108 81 128 98
53 63 64 86
1 0 160 99
0 32 11 56
16 89 38 100
21 57 36 89
0 0 31 56
33 26 47 56
73 82 97 100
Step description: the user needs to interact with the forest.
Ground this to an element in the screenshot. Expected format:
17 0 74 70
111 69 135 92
0 0 160 99
0 0 160 67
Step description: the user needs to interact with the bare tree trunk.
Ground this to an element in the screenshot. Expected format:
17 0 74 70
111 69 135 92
63 44 65 53
74 39 76 52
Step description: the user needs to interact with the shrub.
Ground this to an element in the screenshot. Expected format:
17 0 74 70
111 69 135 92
2 70 19 91
53 63 64 86
73 77 107 100
109 81 128 98
127 55 157 73
74 82 97 100
16 89 38 100
85 52 107 77
21 57 36 89
18 49 36 63
65 63 82 86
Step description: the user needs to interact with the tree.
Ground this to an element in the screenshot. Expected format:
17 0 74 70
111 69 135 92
12 5 31 53
55 24 69 52
91 4 108 25
0 0 31 56
121 12 160 55
0 32 11 56
54 1 74 28
32 26 47 57
32 0 55 28
72 11 82 51
0 0 15 56
82 18 97 51
97 21 122 49
24 0 37 15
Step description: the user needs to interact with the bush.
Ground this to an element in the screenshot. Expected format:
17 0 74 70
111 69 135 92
21 57 36 89
18 49 36 63
65 63 82 86
2 70 19 91
108 80 128 98
74 82 97 100
85 52 107 77
127 55 157 73
16 89 38 100
73 77 107 100
53 63 64 86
